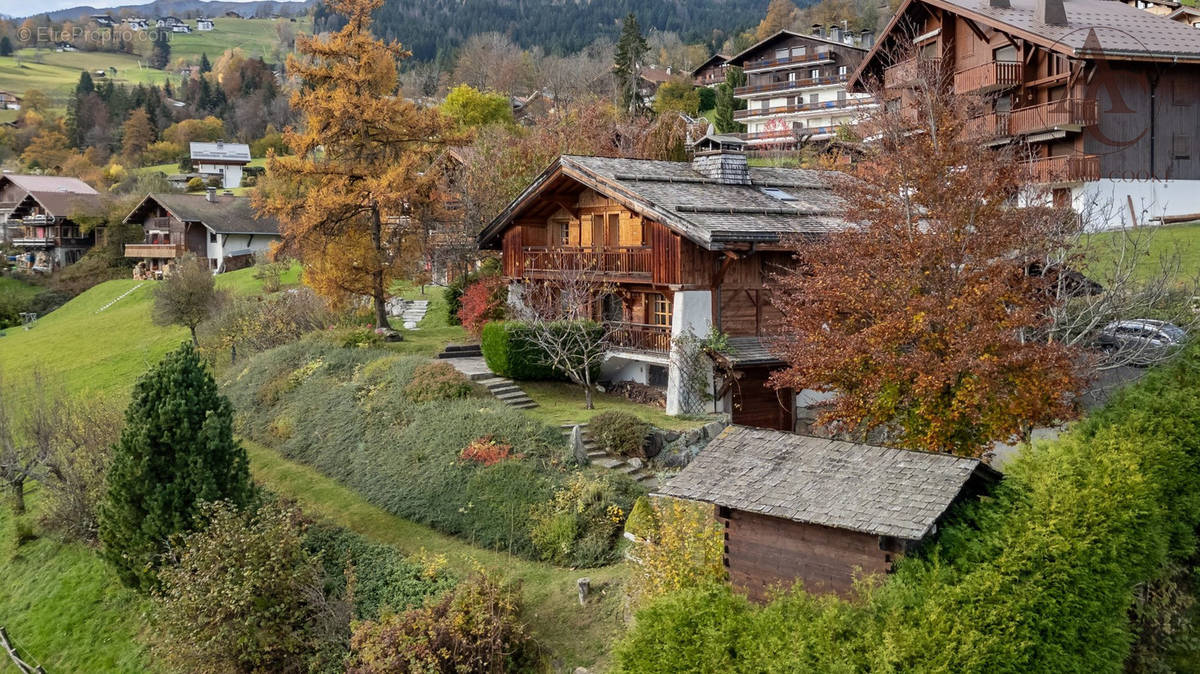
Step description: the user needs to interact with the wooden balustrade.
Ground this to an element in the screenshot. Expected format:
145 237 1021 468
883 57 941 89
521 246 652 280
125 243 185 258
733 97 872 120
953 60 1022 94
733 74 848 97
962 112 1010 140
1027 154 1100 183
607 322 672 353
742 51 832 72
1009 99 1097 135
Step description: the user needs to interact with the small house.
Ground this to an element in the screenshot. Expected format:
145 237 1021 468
123 189 281 275
1168 5 1200 26
171 23 192 33
156 16 182 27
0 174 97 248
197 18 214 31
90 14 115 27
189 141 251 189
691 53 729 88
655 426 998 600
0 91 21 110
5 189 102 270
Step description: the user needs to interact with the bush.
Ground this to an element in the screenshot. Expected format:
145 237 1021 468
446 257 500 325
403 361 473 403
481 320 605 382
529 473 640 567
206 176 222 188
460 435 516 466
39 397 122 544
186 176 205 192
458 275 506 337
698 85 717 111
589 410 649 457
199 286 331 358
626 497 725 606
347 573 537 673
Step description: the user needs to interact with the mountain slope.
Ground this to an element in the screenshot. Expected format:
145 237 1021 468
39 0 312 22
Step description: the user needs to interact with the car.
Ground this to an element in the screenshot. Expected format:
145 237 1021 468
1095 319 1187 366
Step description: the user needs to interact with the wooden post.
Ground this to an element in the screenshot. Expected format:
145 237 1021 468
577 577 590 605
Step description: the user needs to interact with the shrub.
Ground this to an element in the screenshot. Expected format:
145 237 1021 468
403 361 473 403
347 573 537 674
461 435 516 466
481 320 605 382
589 410 649 457
206 175 222 188
529 473 641 567
626 497 725 606
446 257 500 325
458 275 506 337
39 397 122 544
199 286 331 359
186 176 205 192
339 327 384 349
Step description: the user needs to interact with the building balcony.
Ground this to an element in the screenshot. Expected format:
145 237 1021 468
607 321 671 353
739 123 838 145
22 214 54 225
695 74 725 87
733 98 872 121
961 112 1010 140
1009 99 1097 136
11 236 56 247
143 216 171 230
520 246 652 281
742 51 834 73
953 60 1022 94
126 243 185 259
883 57 942 89
733 74 848 98
1027 154 1100 183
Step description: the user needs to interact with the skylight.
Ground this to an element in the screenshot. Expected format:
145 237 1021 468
760 187 797 201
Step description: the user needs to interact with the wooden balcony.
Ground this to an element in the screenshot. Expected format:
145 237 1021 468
11 236 54 247
143 216 171 230
608 322 671 353
126 243 185 259
953 60 1022 94
520 246 652 281
1009 99 1097 136
962 112 1010 140
22 214 53 225
883 57 941 89
733 97 872 121
733 74 848 97
742 51 833 73
1027 154 1100 183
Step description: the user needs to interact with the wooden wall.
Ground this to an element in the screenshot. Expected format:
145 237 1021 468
730 365 794 430
720 508 896 601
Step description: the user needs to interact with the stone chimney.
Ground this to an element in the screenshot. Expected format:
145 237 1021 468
829 24 841 42
811 24 823 37
206 186 217 202
690 135 750 185
860 29 875 47
1036 0 1067 25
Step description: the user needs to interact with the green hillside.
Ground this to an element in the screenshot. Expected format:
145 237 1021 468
1086 221 1200 282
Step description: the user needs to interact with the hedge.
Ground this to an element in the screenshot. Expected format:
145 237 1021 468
481 320 604 382
615 343 1200 673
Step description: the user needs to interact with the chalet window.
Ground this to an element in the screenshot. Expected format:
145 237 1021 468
1173 134 1191 160
776 48 789 60
648 365 669 388
838 65 848 76
792 46 807 57
591 214 604 246
601 293 624 322
209 231 217 243
1047 54 1068 78
607 213 620 246
837 90 847 102
809 93 819 105
810 68 820 79
651 294 672 327
552 219 570 245
993 45 1017 63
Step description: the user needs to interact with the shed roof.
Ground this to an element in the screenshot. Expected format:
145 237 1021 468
717 337 785 367
655 426 996 540
478 155 848 251
124 193 280 235
690 52 730 77
189 141 251 163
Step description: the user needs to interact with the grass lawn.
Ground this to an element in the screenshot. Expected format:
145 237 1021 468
1085 221 1200 282
244 438 630 672
162 17 312 64
521 381 714 431
0 488 153 673
384 282 472 357
0 275 44 303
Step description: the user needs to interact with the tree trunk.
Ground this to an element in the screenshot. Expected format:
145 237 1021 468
583 369 594 410
370 208 392 330
10 480 25 515
189 324 199 347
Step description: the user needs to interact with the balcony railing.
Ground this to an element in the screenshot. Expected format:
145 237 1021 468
883 57 942 89
953 60 1022 94
733 97 872 120
22 214 53 224
733 74 848 97
962 112 1010 140
126 243 185 259
742 51 833 73
143 216 171 230
11 236 54 247
607 322 671 353
1027 154 1100 183
1009 99 1097 136
521 246 652 280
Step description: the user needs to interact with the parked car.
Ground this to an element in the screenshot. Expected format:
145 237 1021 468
1096 319 1187 366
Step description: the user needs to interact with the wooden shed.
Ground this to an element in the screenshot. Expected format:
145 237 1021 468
655 426 997 600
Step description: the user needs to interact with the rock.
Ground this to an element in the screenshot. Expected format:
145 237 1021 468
627 457 643 470
703 420 727 439
569 425 589 465
574 668 591 674
376 328 404 342
577 577 590 605
403 320 418 329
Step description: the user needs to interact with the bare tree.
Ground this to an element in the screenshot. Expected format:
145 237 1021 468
40 396 122 543
509 251 614 409
152 255 228 346
0 370 58 515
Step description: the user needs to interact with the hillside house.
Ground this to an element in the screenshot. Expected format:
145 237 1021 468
656 426 998 600
727 28 877 150
6 190 102 271
691 53 730 87
172 23 192 33
197 17 214 30
123 190 281 276
0 91 21 110
850 0 1200 221
1168 6 1200 27
156 16 182 27
0 174 97 248
478 134 848 427
190 141 251 189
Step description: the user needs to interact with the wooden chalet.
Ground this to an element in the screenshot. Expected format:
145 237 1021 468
478 134 848 427
691 53 730 87
0 174 97 247
656 426 997 600
123 190 280 277
850 0 1200 219
2 176 102 271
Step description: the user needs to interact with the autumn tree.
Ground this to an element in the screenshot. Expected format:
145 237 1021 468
769 54 1082 456
257 0 460 329
652 79 701 116
0 370 58 515
121 107 155 164
757 0 799 40
614 13 649 115
442 84 514 129
21 120 72 170
152 255 226 346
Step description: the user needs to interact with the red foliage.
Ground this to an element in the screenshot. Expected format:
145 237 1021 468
460 435 516 466
458 275 505 337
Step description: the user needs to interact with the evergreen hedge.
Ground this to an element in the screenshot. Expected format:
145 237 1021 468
481 320 604 381
616 344 1200 673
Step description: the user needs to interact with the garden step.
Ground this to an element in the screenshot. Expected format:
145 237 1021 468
586 450 608 459
495 392 530 402
617 463 641 475
509 401 539 410
593 458 625 470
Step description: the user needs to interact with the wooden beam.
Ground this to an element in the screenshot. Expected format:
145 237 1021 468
963 17 987 43
549 196 580 220
712 250 741 290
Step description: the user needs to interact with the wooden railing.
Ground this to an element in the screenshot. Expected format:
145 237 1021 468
733 74 848 97
125 243 185 258
1027 154 1100 183
733 97 872 120
742 51 833 72
1009 98 1097 135
521 246 652 280
953 60 1022 94
883 57 941 89
143 216 171 229
962 112 1010 140
607 322 671 353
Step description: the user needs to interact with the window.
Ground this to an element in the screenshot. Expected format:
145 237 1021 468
648 365 669 388
553 219 570 245
837 90 847 102
607 213 620 246
209 230 217 243
838 65 848 76
809 93 819 105
651 294 672 327
810 68 820 79
792 46 807 57
776 48 789 60
760 186 797 201
1174 134 1191 160
591 213 604 246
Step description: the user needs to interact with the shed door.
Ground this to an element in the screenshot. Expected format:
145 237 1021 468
731 367 794 431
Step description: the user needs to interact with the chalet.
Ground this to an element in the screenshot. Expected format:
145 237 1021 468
90 14 115 27
478 134 848 426
197 18 214 31
55 42 78 52
125 18 150 30
6 190 102 271
638 66 674 102
849 0 1200 220
656 426 997 600
172 23 192 33
1168 6 1200 27
691 53 730 87
156 16 183 27
190 141 251 189
725 28 877 150
123 190 281 276
0 90 21 110
0 174 97 247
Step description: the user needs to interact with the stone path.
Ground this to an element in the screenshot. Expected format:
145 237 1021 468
439 347 538 410
561 423 659 489
386 298 429 329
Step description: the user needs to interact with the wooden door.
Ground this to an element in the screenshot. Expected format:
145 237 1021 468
731 367 794 431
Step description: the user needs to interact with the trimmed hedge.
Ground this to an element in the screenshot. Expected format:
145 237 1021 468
615 344 1200 673
481 320 604 382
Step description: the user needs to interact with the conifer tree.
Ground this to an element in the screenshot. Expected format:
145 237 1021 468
0 37 11 57
99 343 254 590
614 13 649 115
150 30 171 69
199 52 211 73
713 67 746 133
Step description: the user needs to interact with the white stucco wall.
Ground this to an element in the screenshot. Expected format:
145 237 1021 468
666 290 714 416
195 162 244 189
206 228 281 270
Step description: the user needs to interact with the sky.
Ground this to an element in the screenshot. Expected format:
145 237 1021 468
1 0 305 16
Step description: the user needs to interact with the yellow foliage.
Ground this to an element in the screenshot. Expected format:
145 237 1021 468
627 497 726 606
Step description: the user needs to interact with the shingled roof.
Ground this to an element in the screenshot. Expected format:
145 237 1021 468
655 426 997 540
124 193 280 235
0 174 98 196
10 190 104 219
478 155 848 251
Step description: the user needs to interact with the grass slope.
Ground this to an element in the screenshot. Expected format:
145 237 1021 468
0 276 43 303
1086 221 1200 282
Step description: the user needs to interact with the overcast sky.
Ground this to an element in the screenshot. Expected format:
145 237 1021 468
1 0 304 16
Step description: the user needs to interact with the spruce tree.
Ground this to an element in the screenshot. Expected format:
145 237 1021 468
99 343 254 590
614 13 649 115
0 37 12 57
199 52 211 73
150 30 171 69
714 67 747 133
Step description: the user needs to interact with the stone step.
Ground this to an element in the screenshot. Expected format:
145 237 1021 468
509 401 539 409
586 450 607 459
593 458 625 470
495 392 529 402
